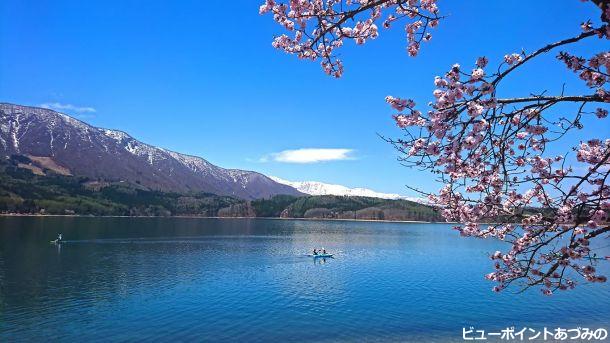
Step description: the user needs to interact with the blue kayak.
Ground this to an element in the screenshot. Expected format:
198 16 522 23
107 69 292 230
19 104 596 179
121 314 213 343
308 253 333 258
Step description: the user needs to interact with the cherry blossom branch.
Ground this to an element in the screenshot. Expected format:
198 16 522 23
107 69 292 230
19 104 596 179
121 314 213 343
494 94 604 105
387 22 609 294
260 0 441 77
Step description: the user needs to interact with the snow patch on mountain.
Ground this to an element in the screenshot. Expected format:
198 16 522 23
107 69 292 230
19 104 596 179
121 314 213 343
103 129 130 142
270 176 428 203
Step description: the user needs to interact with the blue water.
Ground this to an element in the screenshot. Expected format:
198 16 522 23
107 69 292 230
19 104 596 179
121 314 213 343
0 217 608 342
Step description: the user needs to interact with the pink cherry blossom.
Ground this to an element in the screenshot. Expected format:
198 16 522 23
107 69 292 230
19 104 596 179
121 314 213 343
504 53 523 65
385 21 609 294
260 0 442 76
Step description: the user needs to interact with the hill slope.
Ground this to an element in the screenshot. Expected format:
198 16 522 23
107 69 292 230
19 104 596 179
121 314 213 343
0 157 441 221
0 103 301 199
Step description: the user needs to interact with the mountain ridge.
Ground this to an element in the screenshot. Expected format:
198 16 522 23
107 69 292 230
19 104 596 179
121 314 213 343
270 176 428 203
0 103 302 199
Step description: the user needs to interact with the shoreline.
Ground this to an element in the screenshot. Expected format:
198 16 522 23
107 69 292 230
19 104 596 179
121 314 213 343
0 213 444 224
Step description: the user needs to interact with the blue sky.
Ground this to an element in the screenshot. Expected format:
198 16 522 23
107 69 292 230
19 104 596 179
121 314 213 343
1 1 607 196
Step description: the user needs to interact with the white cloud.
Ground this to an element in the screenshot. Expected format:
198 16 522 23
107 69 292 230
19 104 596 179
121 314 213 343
262 148 355 164
40 102 96 113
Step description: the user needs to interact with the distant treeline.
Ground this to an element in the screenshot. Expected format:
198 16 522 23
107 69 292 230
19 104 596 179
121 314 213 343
247 194 442 221
0 156 442 221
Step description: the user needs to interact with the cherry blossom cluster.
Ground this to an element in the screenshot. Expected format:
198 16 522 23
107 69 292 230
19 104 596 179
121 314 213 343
387 23 610 294
260 0 441 77
558 51 610 102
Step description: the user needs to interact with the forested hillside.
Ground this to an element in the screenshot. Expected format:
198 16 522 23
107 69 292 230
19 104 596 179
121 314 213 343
0 155 442 221
0 156 241 216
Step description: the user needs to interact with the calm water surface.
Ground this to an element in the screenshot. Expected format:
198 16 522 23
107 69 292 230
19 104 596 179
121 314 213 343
0 217 609 342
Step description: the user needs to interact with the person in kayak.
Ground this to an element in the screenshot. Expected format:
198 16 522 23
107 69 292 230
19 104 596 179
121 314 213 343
322 248 326 254
57 233 63 242
313 248 318 255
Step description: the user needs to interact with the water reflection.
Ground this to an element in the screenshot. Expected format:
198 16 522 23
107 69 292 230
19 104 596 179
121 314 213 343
0 217 608 342
313 257 332 265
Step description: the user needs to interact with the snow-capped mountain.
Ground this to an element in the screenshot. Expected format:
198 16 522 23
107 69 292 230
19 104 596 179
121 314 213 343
270 176 427 203
0 103 302 199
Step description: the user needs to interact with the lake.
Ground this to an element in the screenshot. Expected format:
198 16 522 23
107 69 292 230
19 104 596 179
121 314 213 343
0 217 609 342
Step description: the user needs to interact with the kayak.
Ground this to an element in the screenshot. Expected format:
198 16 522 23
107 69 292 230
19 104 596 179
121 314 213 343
50 239 63 244
307 253 333 258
